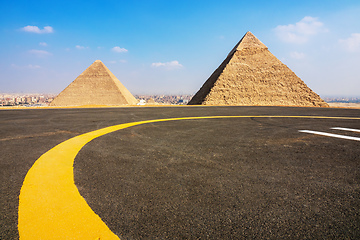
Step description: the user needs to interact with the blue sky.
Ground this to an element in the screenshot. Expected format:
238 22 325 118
1 0 360 97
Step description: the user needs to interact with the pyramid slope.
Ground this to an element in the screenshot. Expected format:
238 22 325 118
188 32 328 107
50 60 137 106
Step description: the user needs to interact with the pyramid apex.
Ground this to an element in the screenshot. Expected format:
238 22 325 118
228 31 267 57
240 31 266 48
94 60 102 63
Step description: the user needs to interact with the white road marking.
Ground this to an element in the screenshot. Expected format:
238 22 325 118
331 127 360 133
299 130 360 141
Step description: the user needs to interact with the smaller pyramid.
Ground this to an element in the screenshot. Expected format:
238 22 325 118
50 60 137 107
147 98 157 104
188 32 328 107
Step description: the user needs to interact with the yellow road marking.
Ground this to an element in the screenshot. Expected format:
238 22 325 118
18 115 360 239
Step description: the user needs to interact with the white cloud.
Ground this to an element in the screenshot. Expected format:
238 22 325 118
290 51 306 59
75 45 88 50
21 25 54 34
107 60 127 64
274 16 326 44
11 64 41 69
28 49 52 57
112 46 128 53
339 33 360 52
39 42 47 47
151 60 183 69
26 64 41 69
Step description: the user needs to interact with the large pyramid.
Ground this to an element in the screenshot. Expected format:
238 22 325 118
50 60 137 106
188 32 328 107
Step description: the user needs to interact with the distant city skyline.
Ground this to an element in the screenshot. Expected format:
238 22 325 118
2 93 360 108
0 93 195 106
1 0 360 97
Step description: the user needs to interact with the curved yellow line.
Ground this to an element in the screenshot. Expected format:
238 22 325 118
18 115 360 239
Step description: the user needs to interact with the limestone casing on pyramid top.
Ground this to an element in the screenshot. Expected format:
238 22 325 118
188 31 328 107
227 31 267 57
50 60 138 107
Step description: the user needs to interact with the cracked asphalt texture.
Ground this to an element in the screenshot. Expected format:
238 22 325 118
1 106 359 239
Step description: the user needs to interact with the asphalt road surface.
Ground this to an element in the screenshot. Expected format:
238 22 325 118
1 106 360 239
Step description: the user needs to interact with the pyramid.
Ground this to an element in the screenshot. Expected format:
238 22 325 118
50 60 138 106
188 32 328 107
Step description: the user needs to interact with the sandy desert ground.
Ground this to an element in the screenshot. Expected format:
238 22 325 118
328 102 360 109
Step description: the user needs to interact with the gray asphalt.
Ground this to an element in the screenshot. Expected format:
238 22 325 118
1 106 360 239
